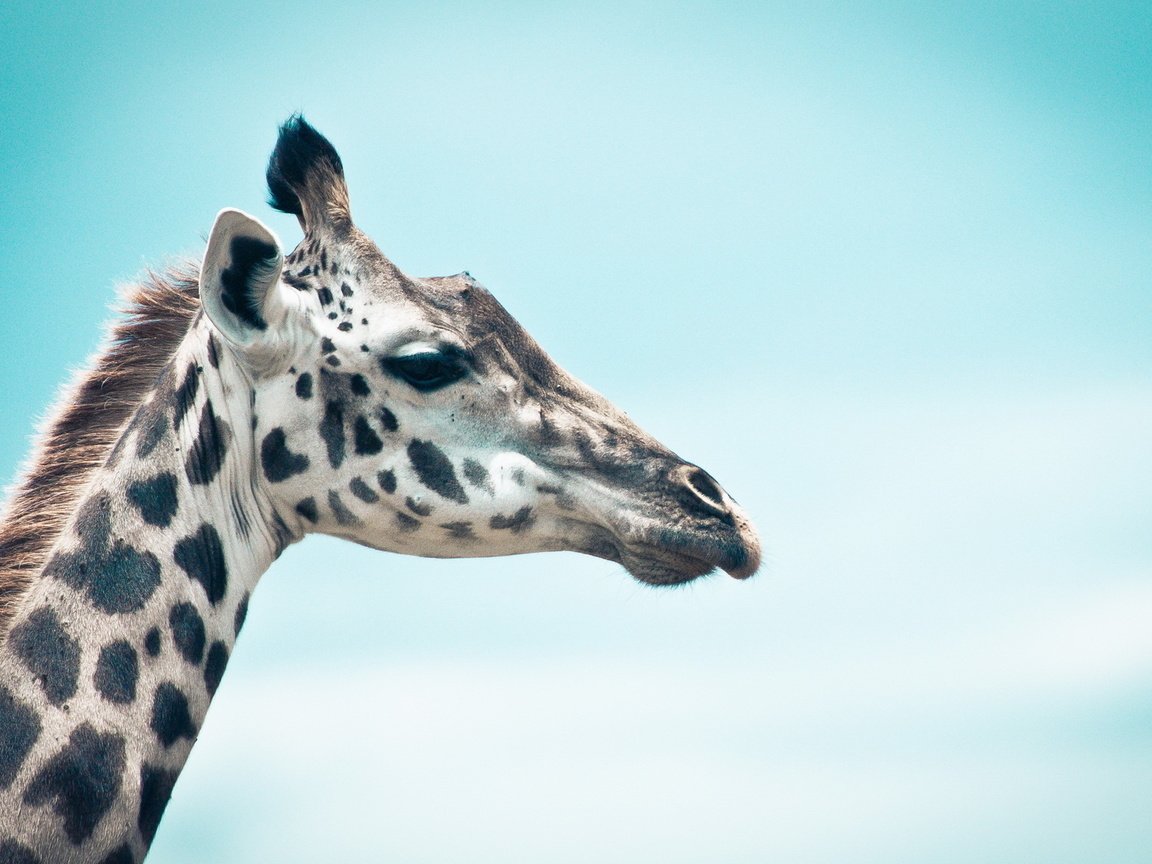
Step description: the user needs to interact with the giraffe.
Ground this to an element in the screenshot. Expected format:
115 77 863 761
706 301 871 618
0 116 760 863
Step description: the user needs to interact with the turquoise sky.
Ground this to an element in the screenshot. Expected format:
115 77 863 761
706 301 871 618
2 3 1150 862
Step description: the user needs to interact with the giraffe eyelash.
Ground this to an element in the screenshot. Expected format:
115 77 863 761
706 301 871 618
380 348 470 392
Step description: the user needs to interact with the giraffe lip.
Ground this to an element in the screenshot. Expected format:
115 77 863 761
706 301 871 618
595 537 755 586
622 541 755 585
574 521 759 585
640 517 761 581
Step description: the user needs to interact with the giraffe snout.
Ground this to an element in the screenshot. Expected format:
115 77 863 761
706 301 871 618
666 462 761 581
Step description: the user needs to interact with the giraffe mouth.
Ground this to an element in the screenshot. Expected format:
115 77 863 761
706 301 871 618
577 523 758 586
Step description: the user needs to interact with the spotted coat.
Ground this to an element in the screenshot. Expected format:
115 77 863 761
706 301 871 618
0 116 759 862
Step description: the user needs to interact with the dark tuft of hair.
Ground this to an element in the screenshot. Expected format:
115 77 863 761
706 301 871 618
266 114 345 217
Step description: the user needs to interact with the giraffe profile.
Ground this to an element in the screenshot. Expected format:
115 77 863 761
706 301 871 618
0 116 760 862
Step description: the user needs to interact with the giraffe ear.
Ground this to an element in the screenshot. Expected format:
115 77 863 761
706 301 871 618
200 208 288 351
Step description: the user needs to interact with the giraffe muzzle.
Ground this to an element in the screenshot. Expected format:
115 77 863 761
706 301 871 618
587 462 760 586
670 462 761 580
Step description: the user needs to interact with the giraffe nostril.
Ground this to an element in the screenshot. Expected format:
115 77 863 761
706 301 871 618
674 464 731 521
685 467 724 506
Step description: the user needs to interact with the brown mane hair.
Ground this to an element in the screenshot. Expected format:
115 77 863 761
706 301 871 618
0 265 202 633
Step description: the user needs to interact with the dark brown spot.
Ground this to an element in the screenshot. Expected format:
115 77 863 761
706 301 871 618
407 440 468 504
490 506 535 533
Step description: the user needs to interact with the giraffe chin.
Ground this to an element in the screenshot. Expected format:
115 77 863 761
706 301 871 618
625 556 717 587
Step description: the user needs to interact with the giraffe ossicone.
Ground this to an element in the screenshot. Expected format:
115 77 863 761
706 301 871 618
0 115 759 862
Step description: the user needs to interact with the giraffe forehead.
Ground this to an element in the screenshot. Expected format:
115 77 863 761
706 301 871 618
280 227 542 368
273 228 628 453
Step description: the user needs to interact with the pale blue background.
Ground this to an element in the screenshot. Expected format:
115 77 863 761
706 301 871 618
2 2 1150 862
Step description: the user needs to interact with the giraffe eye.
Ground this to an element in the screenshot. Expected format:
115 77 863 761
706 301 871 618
382 349 468 392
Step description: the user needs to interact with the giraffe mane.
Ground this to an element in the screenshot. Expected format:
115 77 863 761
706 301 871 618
0 264 202 634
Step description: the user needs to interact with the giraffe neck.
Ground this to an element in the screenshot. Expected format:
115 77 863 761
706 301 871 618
0 322 289 863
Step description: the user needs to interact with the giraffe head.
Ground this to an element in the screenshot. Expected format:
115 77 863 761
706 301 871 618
199 117 759 585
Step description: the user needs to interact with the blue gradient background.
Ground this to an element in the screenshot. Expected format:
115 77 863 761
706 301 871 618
2 3 1150 861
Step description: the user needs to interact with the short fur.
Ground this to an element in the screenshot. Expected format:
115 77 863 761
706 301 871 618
0 267 202 634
